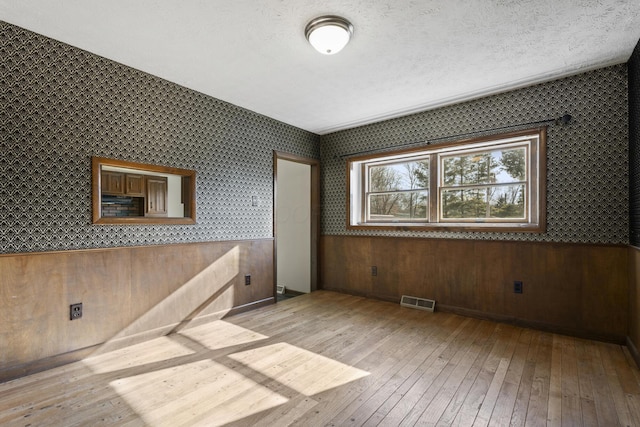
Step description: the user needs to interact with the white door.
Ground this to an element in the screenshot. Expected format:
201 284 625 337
276 158 311 294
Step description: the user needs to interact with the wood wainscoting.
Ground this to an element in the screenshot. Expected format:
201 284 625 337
320 235 628 343
0 239 274 382
628 245 640 367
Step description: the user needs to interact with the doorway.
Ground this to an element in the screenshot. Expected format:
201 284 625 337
274 152 319 300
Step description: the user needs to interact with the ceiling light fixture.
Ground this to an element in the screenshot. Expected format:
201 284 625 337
305 15 353 55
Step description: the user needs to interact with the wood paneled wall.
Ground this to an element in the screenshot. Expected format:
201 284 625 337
629 246 640 364
320 235 628 343
0 239 274 381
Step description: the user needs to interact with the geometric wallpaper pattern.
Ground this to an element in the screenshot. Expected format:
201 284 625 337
321 65 630 245
630 40 640 247
0 21 319 254
0 21 631 253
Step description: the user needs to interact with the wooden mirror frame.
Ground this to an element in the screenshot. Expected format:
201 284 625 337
92 156 196 225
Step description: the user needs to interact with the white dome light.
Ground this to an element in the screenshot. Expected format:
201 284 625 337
305 16 353 55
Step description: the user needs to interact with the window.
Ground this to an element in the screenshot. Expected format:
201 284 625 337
366 155 430 222
348 128 545 232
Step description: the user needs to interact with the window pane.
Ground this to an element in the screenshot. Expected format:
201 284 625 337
441 188 488 218
369 160 429 192
368 191 428 221
442 147 526 186
441 184 525 219
488 184 525 218
499 148 526 182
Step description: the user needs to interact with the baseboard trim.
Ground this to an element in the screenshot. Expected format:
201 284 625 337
436 304 625 345
0 345 100 384
224 297 275 317
320 286 625 345
0 297 275 384
320 286 399 304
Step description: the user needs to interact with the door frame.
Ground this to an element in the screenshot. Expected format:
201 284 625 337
273 151 320 298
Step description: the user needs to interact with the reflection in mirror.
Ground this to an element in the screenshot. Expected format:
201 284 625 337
92 157 196 224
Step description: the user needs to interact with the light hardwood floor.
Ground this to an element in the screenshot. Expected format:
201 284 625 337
2 291 640 426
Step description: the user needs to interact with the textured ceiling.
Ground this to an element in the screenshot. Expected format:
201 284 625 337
1 1 640 134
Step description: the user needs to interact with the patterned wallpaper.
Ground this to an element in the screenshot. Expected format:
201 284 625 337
630 39 640 247
320 65 630 244
0 20 632 252
0 22 320 254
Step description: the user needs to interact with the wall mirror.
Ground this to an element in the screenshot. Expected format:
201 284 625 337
92 156 196 224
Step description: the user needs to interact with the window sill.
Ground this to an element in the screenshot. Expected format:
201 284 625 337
347 222 545 233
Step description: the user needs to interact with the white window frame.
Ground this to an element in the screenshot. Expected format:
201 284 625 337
347 128 546 232
364 154 430 223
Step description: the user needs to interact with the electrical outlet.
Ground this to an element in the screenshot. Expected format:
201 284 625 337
513 281 523 294
70 303 82 320
245 274 251 285
372 266 377 276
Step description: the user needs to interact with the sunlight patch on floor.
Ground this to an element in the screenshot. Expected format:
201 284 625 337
178 319 268 350
110 359 288 426
228 342 370 396
83 335 194 374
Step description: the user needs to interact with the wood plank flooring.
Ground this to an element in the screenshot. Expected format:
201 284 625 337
2 290 640 426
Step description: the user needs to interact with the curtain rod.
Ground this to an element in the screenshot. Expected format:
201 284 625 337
335 114 572 159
